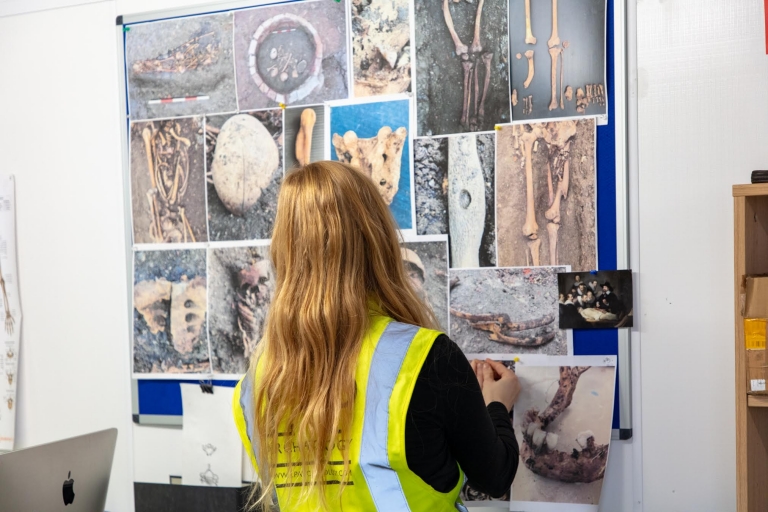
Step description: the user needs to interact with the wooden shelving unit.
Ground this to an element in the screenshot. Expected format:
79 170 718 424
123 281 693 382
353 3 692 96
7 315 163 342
733 184 768 512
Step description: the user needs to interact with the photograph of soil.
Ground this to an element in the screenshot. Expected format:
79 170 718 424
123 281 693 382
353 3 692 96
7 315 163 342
133 249 209 374
558 270 633 329
511 363 615 507
351 0 411 97
209 245 273 374
329 98 413 230
414 0 510 136
125 13 236 121
284 105 325 171
234 0 349 110
205 110 283 242
414 134 495 267
449 266 567 355
496 119 596 271
509 0 606 121
130 118 208 244
401 240 449 332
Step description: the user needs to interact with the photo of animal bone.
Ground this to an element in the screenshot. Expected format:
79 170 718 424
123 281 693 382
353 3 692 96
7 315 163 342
449 266 568 355
509 0 606 121
234 0 348 110
284 105 325 171
130 117 208 244
125 13 237 120
208 245 274 374
351 0 411 96
328 97 413 229
496 119 596 271
558 270 633 329
400 238 449 332
414 0 510 136
413 134 496 268
133 249 210 375
511 359 616 507
205 110 283 241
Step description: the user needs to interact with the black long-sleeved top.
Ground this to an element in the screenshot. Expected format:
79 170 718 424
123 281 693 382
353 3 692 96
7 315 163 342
404 335 519 498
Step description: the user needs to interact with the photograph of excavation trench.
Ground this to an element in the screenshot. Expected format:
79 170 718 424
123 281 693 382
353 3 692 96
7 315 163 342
496 118 596 271
511 363 616 507
401 240 449 332
449 266 568 355
509 0 606 121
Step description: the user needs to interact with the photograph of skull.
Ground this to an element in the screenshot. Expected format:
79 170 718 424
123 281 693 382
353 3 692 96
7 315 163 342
400 238 449 331
511 360 615 508
449 266 568 355
130 117 208 244
351 0 411 97
205 110 284 242
496 118 596 271
509 0 606 121
133 249 210 375
125 13 237 121
208 245 274 374
328 97 413 230
233 0 349 111
283 105 325 171
414 0 510 136
414 134 495 268
558 270 633 329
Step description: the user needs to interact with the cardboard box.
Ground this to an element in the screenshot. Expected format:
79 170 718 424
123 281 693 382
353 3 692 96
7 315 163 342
744 275 768 318
748 348 768 394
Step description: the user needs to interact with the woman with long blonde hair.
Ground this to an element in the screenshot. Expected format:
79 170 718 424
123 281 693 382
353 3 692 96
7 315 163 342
233 161 520 511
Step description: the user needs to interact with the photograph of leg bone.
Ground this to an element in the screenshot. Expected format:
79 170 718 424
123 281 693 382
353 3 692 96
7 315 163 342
548 46 562 111
512 362 616 506
496 119 595 271
524 0 536 44
523 50 535 88
449 266 567 355
295 108 316 167
547 0 560 48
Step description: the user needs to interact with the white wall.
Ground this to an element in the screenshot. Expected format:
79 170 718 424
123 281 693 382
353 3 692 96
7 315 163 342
636 0 768 510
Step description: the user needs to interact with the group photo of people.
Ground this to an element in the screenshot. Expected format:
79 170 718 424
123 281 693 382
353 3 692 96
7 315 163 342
557 270 634 329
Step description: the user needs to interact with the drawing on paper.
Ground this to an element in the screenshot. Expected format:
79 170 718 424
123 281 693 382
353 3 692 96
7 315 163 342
449 266 567 355
125 13 237 120
202 443 217 456
206 110 284 242
133 249 210 374
558 270 633 329
401 240 449 332
496 118 596 271
199 464 220 486
209 246 274 374
0 260 14 335
414 134 495 268
234 0 348 110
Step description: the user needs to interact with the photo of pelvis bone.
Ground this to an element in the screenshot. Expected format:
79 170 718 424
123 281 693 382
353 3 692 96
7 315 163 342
205 110 284 242
133 249 210 375
328 98 413 229
496 118 596 272
208 245 274 374
449 266 568 355
414 134 496 268
511 361 616 507
130 117 208 244
400 239 449 331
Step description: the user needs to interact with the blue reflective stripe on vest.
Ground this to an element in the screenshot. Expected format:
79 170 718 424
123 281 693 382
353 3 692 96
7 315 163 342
359 321 419 511
240 372 258 462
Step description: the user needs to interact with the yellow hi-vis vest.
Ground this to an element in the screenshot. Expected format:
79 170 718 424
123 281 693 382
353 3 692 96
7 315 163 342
232 314 468 511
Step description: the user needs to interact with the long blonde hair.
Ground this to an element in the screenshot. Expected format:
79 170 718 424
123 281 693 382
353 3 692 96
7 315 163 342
250 161 438 509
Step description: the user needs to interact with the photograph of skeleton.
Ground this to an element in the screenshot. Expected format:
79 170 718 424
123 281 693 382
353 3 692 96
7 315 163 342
208 245 274 374
351 0 411 97
125 13 237 121
400 238 449 331
414 0 510 136
509 0 606 121
558 270 633 329
449 266 569 355
496 118 596 271
283 105 325 171
205 110 284 242
130 118 208 244
510 357 616 510
328 97 413 229
414 134 495 267
133 249 209 375
233 0 349 111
